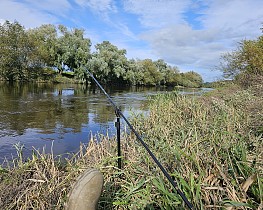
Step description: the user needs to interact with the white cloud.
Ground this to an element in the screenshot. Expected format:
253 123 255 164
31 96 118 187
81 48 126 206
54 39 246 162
112 40 157 60
113 22 138 39
129 0 263 81
141 24 226 68
0 0 68 28
126 47 158 61
123 0 192 28
74 0 137 41
75 0 117 19
23 0 72 17
201 0 263 39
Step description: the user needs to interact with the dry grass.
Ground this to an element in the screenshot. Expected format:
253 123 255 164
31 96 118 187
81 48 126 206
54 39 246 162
0 85 262 209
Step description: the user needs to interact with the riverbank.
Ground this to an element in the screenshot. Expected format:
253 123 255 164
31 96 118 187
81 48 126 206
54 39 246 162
0 84 262 209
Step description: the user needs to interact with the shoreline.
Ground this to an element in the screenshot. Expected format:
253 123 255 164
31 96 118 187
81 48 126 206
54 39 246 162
0 84 262 209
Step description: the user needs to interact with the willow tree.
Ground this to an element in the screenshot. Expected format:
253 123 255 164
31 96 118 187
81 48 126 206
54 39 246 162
154 59 168 85
183 71 203 88
137 59 163 86
56 25 91 81
163 66 180 86
27 24 57 68
88 41 128 84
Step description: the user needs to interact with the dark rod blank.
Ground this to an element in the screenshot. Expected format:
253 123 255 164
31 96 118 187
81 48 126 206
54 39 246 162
86 69 194 210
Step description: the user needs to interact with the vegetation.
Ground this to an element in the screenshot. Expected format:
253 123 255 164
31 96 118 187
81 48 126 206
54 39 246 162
0 85 262 209
220 27 263 88
0 20 203 87
0 21 262 210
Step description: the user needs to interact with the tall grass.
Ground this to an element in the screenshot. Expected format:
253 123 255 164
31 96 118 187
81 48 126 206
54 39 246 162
0 87 262 209
129 91 262 209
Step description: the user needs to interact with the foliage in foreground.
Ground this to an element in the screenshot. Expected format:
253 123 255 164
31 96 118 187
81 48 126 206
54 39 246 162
0 86 262 209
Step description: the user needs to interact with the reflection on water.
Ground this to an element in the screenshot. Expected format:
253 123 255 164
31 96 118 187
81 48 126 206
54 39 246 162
0 82 210 161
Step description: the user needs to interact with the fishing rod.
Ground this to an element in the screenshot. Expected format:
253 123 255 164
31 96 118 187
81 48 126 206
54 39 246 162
86 69 194 210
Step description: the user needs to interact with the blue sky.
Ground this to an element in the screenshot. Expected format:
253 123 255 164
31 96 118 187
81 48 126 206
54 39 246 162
0 0 262 82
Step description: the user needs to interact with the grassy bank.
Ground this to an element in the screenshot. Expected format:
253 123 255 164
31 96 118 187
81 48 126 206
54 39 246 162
0 85 262 209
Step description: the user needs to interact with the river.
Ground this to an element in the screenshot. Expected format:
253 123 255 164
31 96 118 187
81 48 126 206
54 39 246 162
0 82 211 162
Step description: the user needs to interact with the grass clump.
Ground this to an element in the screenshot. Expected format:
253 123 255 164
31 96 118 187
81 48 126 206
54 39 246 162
128 89 262 209
0 85 262 209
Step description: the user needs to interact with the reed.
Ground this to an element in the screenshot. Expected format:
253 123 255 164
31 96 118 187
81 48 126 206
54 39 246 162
0 86 262 209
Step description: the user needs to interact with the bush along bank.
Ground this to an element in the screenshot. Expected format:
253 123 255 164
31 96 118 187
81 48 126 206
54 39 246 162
0 85 262 209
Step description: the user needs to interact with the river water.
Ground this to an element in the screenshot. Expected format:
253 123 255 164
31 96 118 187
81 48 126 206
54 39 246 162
0 82 210 162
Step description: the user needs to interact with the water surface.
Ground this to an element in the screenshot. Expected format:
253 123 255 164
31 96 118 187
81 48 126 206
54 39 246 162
0 83 210 161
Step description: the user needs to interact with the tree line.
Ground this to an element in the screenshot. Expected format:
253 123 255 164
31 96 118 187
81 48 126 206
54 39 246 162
0 20 203 87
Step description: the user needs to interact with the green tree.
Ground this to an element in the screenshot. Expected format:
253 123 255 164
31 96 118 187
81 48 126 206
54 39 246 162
163 65 180 86
27 24 57 68
154 59 167 85
183 71 203 87
56 25 91 82
0 20 204 86
139 59 163 85
124 59 143 85
88 41 128 84
0 21 32 81
220 28 263 87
